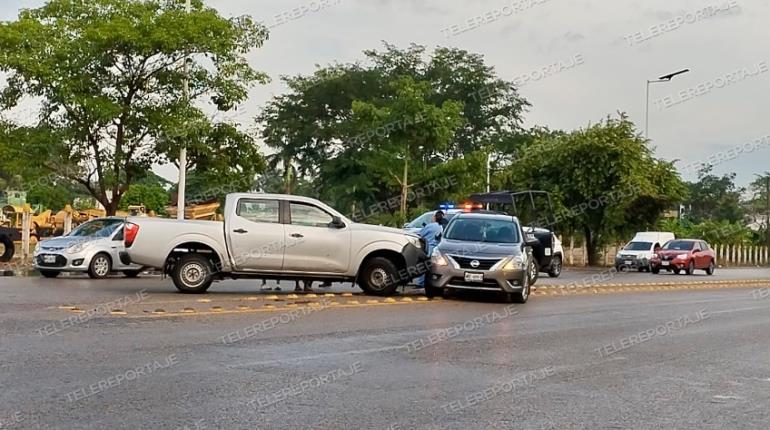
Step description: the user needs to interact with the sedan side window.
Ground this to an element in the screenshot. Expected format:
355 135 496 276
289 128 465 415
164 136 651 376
237 199 280 224
290 202 333 227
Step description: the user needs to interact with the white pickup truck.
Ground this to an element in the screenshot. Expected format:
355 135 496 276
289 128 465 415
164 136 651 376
122 193 428 295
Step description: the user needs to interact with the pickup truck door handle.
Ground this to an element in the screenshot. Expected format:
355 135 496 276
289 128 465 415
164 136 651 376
290 233 304 238
233 229 248 234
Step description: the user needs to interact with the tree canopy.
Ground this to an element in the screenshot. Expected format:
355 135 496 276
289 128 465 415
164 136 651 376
256 43 529 221
0 0 269 214
500 114 687 265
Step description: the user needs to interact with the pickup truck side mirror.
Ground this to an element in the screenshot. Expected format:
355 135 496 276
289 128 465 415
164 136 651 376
524 233 539 247
330 216 346 229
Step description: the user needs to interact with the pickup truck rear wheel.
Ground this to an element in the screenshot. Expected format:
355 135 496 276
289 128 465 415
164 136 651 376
172 254 213 294
358 257 400 296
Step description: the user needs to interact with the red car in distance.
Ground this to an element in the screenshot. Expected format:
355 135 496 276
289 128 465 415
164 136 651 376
650 239 716 275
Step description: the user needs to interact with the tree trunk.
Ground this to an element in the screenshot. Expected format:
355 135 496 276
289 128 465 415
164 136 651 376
106 197 121 216
584 227 600 266
400 153 408 218
283 157 293 195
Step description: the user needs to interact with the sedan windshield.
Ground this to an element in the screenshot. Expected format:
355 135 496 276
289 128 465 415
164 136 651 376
624 241 652 251
663 240 695 251
68 219 123 238
444 218 519 243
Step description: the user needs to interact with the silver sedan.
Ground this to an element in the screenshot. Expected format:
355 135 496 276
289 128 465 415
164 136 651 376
33 217 143 279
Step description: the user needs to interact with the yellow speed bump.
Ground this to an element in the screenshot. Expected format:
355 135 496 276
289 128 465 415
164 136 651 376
244 296 259 301
152 309 166 315
264 295 279 300
110 309 127 315
366 299 380 304
286 303 298 308
58 304 77 310
305 293 318 298
263 304 275 309
341 292 354 297
384 298 397 303
286 294 299 299
70 308 85 314
181 308 196 313
237 305 250 310
416 297 429 302
196 299 211 303
211 306 224 312
400 297 413 302
324 293 336 297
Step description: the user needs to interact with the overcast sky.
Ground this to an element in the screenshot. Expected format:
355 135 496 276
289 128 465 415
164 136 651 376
2 0 769 187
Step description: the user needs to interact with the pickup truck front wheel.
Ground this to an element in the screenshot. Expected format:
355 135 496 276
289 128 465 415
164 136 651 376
172 254 213 294
358 257 400 296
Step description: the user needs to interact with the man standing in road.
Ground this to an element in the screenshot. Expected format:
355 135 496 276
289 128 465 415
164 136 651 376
416 211 445 290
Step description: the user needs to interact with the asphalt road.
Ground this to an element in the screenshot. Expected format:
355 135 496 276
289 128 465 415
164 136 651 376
2 269 770 429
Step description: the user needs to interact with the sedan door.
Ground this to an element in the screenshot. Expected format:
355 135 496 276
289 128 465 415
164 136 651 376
281 201 351 274
227 198 285 271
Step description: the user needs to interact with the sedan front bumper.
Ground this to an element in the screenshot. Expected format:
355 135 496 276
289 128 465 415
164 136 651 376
429 264 527 293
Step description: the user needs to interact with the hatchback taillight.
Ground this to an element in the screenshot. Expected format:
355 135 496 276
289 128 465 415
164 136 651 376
124 222 140 248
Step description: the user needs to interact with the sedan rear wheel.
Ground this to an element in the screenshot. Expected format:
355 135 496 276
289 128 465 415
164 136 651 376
706 260 715 275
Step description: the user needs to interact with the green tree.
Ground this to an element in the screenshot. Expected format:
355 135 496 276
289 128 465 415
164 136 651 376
683 166 744 223
352 76 464 219
256 43 529 213
502 114 687 265
0 0 269 215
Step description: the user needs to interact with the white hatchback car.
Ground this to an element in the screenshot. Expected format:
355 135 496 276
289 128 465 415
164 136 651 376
34 217 143 279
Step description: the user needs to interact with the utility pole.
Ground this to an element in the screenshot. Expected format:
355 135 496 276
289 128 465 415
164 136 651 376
766 175 769 247
176 0 191 220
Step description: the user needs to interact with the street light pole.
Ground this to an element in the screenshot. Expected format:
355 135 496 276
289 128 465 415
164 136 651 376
176 0 191 220
644 68 690 139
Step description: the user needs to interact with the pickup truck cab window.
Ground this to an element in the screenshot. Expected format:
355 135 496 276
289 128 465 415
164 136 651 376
237 199 280 224
290 202 333 227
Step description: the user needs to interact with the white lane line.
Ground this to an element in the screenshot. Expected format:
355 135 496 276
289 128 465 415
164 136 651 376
709 304 770 315
231 344 409 367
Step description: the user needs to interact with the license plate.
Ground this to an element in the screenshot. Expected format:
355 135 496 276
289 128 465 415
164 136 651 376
544 248 551 256
624 260 632 265
43 255 56 263
464 272 484 283
661 261 670 266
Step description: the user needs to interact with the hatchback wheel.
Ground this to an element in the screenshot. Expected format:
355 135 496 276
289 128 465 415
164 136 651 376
706 260 715 275
88 253 112 279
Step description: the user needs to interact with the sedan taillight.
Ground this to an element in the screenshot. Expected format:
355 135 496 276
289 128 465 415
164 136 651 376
124 222 140 248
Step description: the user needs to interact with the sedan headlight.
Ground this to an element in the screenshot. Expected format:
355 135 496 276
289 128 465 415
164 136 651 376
675 253 689 260
431 248 448 266
67 241 93 254
34 242 41 254
502 255 526 271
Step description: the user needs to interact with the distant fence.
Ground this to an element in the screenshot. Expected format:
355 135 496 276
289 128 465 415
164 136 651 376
562 238 770 267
